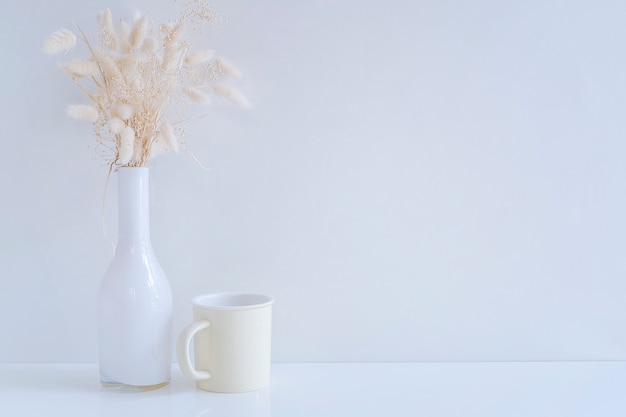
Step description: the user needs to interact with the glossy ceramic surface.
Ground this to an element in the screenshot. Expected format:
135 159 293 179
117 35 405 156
98 167 173 390
177 293 273 392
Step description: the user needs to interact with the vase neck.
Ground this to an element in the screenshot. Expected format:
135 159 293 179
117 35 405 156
117 167 151 243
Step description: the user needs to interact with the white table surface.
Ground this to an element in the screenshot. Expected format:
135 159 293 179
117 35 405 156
1 362 626 416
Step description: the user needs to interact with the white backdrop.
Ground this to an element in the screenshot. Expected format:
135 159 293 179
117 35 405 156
1 0 625 363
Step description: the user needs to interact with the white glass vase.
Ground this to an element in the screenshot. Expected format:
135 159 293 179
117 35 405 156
98 167 173 391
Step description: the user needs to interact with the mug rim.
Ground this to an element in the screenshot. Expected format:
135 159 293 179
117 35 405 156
191 292 274 310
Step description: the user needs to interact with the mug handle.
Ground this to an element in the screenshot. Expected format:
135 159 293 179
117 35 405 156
176 320 211 380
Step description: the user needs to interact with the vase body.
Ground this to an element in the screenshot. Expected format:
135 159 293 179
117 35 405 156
98 167 173 391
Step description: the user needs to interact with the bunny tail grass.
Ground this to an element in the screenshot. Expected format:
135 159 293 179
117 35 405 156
43 28 77 55
67 105 99 122
214 84 251 108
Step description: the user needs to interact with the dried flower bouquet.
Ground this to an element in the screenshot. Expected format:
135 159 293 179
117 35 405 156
43 1 249 169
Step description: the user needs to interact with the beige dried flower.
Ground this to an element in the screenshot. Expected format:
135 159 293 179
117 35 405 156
162 44 185 72
95 52 122 81
119 21 132 54
161 21 185 47
160 121 179 153
129 16 149 50
113 104 134 121
118 126 135 165
142 37 158 53
44 1 250 169
43 29 77 55
67 104 99 122
216 58 243 79
184 49 215 65
183 86 211 104
64 59 100 78
98 8 118 50
214 83 251 108
108 118 125 134
150 125 185 159
149 137 168 158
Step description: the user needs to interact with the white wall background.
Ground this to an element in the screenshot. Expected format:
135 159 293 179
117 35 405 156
1 0 625 363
